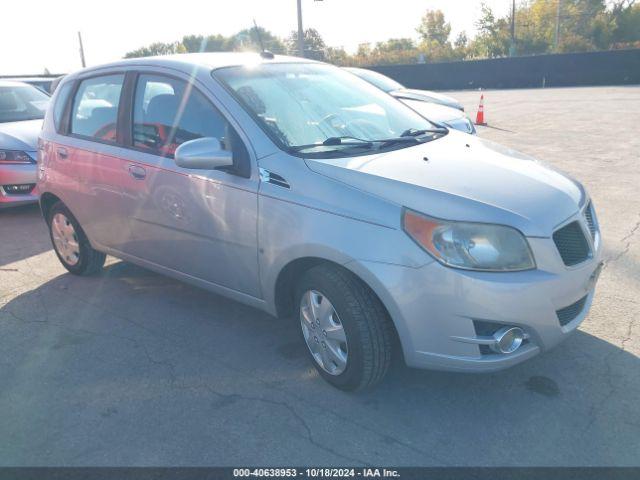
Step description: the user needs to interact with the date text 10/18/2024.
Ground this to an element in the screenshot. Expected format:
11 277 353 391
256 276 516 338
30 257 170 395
233 468 401 478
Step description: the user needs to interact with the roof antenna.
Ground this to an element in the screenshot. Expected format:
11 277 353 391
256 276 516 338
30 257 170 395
253 18 274 59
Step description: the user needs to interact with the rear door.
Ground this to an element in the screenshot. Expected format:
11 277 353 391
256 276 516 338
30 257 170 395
61 73 131 250
117 71 261 298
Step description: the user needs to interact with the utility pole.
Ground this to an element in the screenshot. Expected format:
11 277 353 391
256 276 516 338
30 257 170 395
78 31 86 68
554 0 562 51
296 0 323 58
297 0 305 57
509 0 516 56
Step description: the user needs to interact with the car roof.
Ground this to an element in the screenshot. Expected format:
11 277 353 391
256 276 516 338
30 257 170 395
76 52 317 76
0 80 33 88
3 77 54 82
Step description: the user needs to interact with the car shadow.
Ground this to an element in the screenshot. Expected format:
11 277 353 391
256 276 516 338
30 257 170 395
1 260 638 466
0 204 50 268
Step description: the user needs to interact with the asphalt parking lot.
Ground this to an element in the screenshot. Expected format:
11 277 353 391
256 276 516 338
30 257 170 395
1 86 639 467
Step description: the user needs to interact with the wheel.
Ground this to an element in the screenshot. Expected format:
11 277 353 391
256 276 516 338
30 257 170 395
47 202 106 275
295 264 393 391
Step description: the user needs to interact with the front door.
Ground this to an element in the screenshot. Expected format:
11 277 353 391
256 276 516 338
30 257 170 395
118 72 261 298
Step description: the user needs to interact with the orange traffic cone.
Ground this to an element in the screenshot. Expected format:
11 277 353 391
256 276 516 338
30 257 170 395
475 94 487 126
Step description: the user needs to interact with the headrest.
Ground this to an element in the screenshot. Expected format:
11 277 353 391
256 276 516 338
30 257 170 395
0 92 18 111
146 94 180 125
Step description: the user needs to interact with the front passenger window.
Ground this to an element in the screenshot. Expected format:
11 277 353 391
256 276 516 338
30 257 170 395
133 74 229 158
70 74 124 142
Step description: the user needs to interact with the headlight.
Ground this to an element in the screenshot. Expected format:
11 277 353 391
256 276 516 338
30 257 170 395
443 117 476 135
402 209 535 271
0 150 35 164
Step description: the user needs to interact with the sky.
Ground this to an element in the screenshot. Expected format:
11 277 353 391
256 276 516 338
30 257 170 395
2 0 511 75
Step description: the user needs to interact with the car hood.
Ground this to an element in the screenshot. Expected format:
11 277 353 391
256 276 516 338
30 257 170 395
399 98 465 123
392 88 463 111
0 119 42 151
304 131 584 237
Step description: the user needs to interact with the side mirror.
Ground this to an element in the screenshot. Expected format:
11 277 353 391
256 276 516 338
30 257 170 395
174 137 233 170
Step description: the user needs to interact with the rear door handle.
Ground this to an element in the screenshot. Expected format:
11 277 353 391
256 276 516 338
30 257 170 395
128 164 146 180
57 147 68 160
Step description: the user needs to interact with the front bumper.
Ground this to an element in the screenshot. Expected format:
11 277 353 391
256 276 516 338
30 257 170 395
0 162 38 208
349 236 603 373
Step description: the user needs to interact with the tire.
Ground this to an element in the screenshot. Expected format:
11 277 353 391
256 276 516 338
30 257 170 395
295 264 393 391
47 201 106 276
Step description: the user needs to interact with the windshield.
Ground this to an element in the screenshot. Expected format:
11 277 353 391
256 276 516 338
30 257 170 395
0 84 49 123
214 63 438 155
345 68 405 92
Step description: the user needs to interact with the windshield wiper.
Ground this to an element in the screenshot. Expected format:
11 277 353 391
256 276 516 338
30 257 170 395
321 136 373 146
290 129 447 153
377 128 448 148
289 136 374 152
400 127 448 137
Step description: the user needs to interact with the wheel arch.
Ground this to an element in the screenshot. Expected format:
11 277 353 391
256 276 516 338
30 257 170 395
272 256 402 358
273 256 328 318
39 192 63 220
274 257 404 364
39 192 93 247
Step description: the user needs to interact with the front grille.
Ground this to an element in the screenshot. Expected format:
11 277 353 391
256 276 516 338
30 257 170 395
556 295 588 326
3 183 36 195
553 221 591 266
584 202 597 239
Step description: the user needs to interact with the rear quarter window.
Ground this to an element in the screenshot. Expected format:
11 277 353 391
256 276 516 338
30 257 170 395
53 82 73 133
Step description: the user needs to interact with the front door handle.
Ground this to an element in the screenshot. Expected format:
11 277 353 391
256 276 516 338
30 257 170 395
57 147 68 160
128 164 146 180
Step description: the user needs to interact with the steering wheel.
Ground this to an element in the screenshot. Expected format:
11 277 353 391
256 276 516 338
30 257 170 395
318 113 347 131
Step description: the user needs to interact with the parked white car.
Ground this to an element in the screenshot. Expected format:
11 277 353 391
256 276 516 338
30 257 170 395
3 76 56 95
345 67 475 134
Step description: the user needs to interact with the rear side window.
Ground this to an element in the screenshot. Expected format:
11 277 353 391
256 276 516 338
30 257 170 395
132 74 228 157
53 82 72 132
70 74 124 142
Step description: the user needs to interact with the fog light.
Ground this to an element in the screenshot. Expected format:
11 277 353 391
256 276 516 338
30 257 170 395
491 327 525 354
4 183 35 194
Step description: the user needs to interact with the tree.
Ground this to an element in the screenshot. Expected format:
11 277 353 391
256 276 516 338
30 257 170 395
375 38 416 52
181 34 229 53
417 10 452 45
512 0 557 55
356 43 372 57
453 31 469 60
124 41 186 59
286 28 327 60
324 46 349 65
469 3 511 58
611 1 640 47
227 26 286 54
416 10 456 61
123 1 640 65
454 31 468 49
370 38 420 65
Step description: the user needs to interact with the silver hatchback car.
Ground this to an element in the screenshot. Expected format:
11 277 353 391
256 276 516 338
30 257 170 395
38 53 603 390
